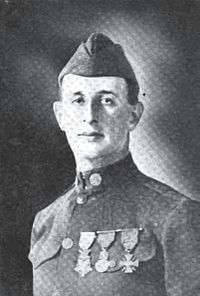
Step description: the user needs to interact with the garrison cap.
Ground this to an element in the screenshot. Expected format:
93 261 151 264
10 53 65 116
58 33 139 103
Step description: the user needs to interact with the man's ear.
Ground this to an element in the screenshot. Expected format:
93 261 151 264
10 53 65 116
53 101 65 131
128 101 144 131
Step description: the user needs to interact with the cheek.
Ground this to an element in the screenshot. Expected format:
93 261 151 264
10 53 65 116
62 109 79 129
105 112 128 140
61 117 76 140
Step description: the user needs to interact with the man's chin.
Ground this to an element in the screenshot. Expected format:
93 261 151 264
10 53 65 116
80 149 105 159
76 145 108 159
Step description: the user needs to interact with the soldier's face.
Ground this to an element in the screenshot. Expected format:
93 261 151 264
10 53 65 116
54 74 140 160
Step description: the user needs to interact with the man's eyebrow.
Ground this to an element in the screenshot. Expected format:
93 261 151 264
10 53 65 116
97 90 117 96
73 91 84 96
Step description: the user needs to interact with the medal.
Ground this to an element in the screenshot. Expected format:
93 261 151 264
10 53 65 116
119 254 139 273
75 232 96 277
95 231 116 273
119 228 139 273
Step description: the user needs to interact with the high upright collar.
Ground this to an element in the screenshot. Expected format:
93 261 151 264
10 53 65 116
75 153 139 196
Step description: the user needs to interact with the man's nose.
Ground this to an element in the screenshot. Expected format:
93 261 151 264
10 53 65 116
83 101 98 124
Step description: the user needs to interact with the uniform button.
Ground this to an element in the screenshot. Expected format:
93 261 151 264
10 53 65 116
89 173 102 186
76 195 87 204
62 237 74 249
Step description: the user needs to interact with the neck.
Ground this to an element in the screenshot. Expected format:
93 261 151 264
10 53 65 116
75 148 130 173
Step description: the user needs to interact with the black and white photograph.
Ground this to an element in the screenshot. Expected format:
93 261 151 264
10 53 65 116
0 1 200 295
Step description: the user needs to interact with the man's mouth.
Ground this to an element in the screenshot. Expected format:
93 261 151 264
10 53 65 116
78 132 104 137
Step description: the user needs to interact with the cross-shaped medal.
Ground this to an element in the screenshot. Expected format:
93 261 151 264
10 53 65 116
119 254 139 273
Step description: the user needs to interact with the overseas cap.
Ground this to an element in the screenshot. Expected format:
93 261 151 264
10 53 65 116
58 33 139 104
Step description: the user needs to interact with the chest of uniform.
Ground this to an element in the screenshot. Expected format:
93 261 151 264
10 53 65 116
51 193 164 296
53 231 164 296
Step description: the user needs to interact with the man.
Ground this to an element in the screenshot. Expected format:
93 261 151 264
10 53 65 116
29 33 200 296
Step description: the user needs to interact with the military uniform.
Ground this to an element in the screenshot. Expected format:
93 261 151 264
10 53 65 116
29 153 200 296
29 33 200 295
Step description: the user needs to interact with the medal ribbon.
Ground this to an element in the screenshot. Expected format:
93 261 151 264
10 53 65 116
121 228 139 252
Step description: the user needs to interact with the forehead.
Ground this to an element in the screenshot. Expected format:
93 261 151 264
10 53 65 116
61 74 128 95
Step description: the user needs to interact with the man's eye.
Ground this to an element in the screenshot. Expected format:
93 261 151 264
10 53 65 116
101 97 115 105
72 97 84 104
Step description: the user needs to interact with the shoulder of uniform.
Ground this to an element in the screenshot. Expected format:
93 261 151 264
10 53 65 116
136 173 200 235
143 176 184 198
31 184 75 246
34 184 75 225
29 184 76 268
137 172 188 210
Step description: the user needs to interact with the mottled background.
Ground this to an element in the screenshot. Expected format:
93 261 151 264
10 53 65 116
0 0 199 295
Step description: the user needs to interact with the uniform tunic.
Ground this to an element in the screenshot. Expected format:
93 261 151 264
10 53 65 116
28 154 200 296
